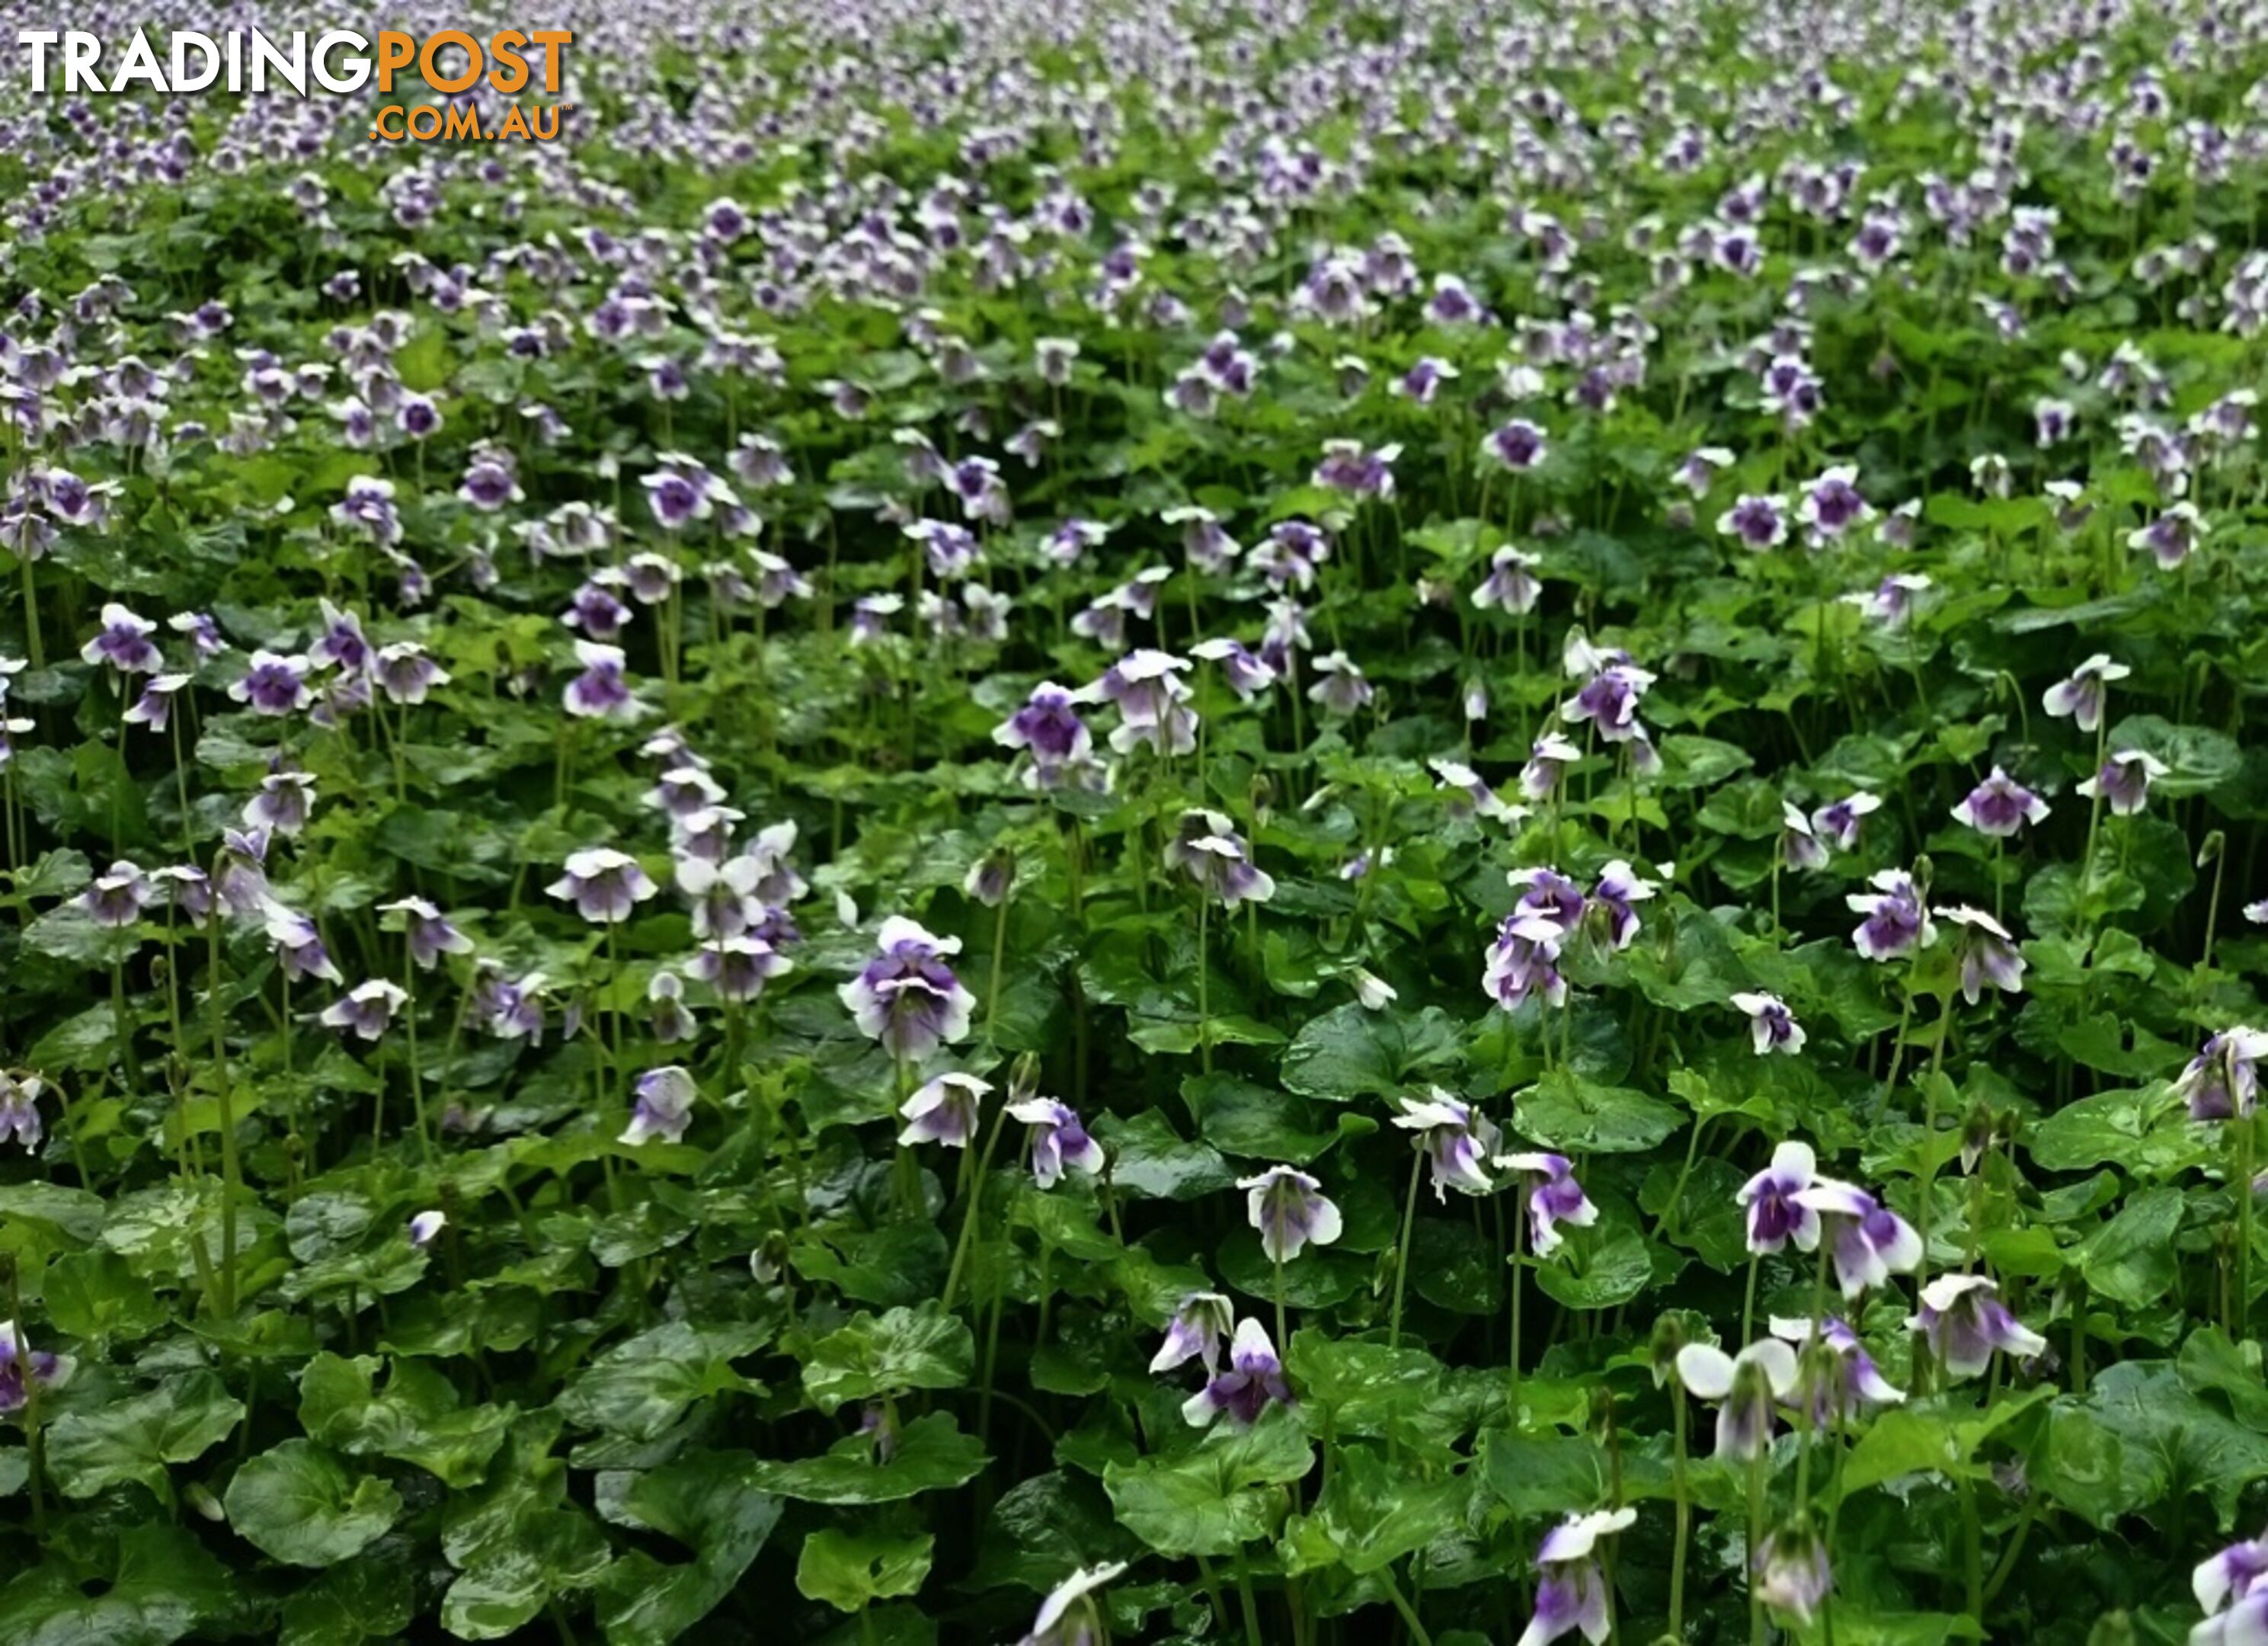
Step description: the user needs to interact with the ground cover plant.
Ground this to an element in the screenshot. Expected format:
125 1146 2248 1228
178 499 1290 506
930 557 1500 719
5 0 2268 1641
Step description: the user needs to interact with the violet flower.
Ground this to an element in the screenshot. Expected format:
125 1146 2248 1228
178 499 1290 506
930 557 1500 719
1521 732 1582 802
1906 1274 2048 1380
1515 1509 1635 1646
1953 766 2049 837
622 1065 698 1146
1238 1166 1342 1263
408 1211 446 1248
565 641 639 720
82 859 150 927
2174 1029 2268 1122
546 848 659 924
1592 860 1655 949
1792 1179 1923 1299
319 980 408 1041
1009 1097 1104 1188
1473 546 1543 613
1182 1318 1291 1429
840 917 976 1060
264 904 344 985
1755 1516 1835 1625
1731 993 1806 1057
0 1073 43 1151
1016 1561 1130 1646
1738 1140 1822 1254
0 1321 74 1414
1393 1088 1502 1200
2042 654 2129 732
2078 748 2168 815
123 673 191 732
2196 1532 2268 1623
1675 1338 1799 1459
1150 1292 1233 1375
1768 1315 1906 1427
1847 869 1935 961
78 602 162 674
377 896 472 969
229 650 313 716
690 935 791 1002
1495 1152 1598 1257
1483 914 1569 1013
1810 791 1882 852
1164 809 1274 907
1937 906 2027 1003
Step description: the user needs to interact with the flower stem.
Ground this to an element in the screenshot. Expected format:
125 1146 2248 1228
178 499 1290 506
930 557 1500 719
2236 1116 2256 1335
206 913 240 1316
942 1098 1012 1314
1388 1148 1424 1352
1670 1384 1691 1637
1197 894 1212 1074
1508 1185 1527 1427
1748 1441 1770 1646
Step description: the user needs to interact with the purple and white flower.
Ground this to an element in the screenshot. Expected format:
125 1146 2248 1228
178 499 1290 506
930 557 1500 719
1937 906 2027 1003
1150 1292 1234 1375
2174 1029 2268 1122
0 1073 43 1151
1739 1141 1822 1254
1163 809 1274 907
1755 1516 1835 1625
1009 1097 1104 1188
1238 1166 1342 1263
1393 1088 1502 1200
1810 792 1882 852
840 917 977 1060
1953 766 2049 837
1768 1315 1906 1426
1515 1509 1636 1646
377 897 472 970
1906 1274 2048 1380
547 848 659 924
622 1065 698 1146
2078 748 2169 815
1793 1178 1924 1299
1731 993 1806 1057
1495 1152 1598 1257
565 641 639 720
78 603 162 674
2042 654 2129 732
1848 869 1935 961
1016 1561 1130 1646
1182 1318 1291 1429
900 1071 989 1148
229 651 313 716
1675 1337 1799 1459
319 979 408 1040
0 1321 74 1414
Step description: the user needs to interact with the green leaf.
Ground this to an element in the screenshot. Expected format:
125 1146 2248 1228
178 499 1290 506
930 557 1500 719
2177 1327 2268 1430
298 1353 516 1487
223 1439 402 1567
280 1546 418 1646
590 1451 784 1646
0 1523 231 1646
1281 1004 1463 1102
42 1249 166 1343
1102 1406 1313 1556
556 1321 770 1439
44 1371 245 1501
2080 1360 2268 1528
2076 1186 2184 1308
748 1412 989 1504
801 1304 976 1415
441 1509 612 1640
1513 1071 1683 1154
1096 1109 1237 1200
1279 1443 1464 1575
1480 1429 1614 1516
795 1528 936 1612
